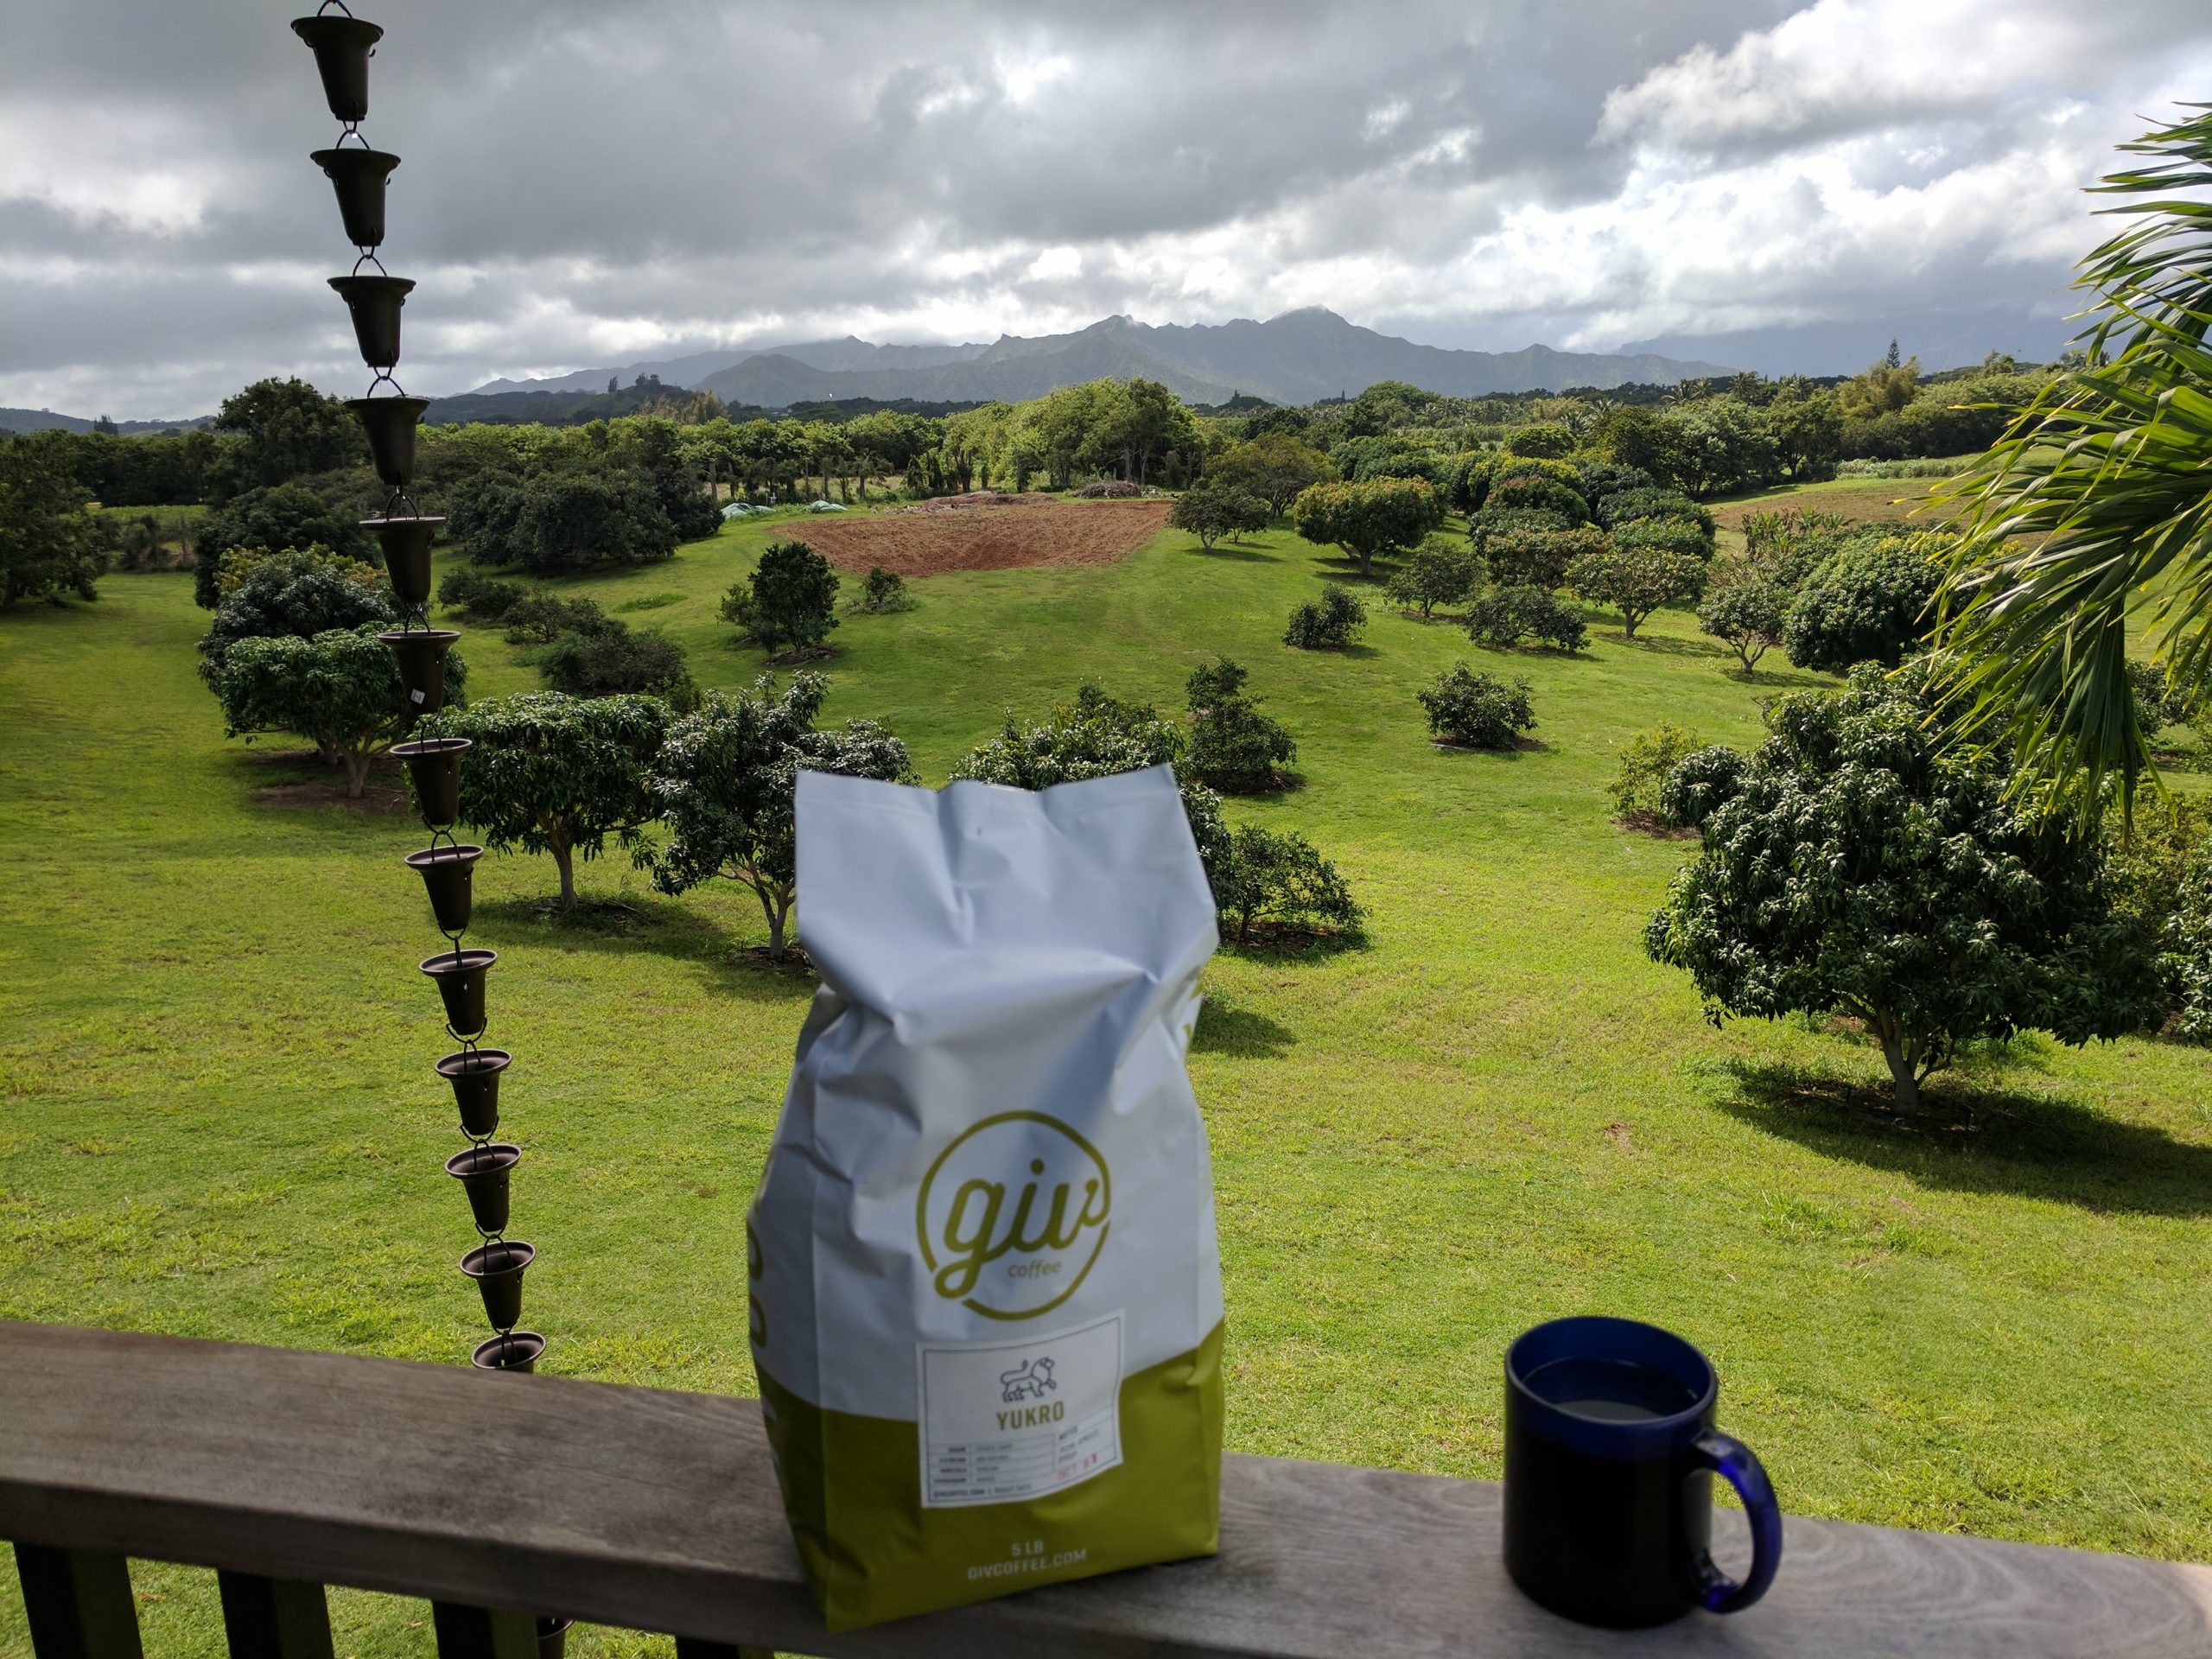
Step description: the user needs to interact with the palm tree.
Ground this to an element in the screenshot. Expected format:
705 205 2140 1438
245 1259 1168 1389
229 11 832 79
1932 104 2212 813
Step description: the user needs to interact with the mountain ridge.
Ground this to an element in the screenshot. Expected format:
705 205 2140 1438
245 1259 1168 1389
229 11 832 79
467 308 1735 408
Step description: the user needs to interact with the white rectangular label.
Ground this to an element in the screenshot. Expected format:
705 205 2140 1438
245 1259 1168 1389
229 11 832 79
916 1312 1122 1509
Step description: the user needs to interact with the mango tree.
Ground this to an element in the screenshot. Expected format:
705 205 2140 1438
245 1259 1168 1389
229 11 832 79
442 691 669 906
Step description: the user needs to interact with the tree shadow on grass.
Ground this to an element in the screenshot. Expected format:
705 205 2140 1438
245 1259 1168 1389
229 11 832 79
1605 630 1732 658
467 893 822 1007
1195 539 1281 563
1218 925 1367 963
1724 664 1834 690
1192 997 1296 1058
1713 1059 2212 1217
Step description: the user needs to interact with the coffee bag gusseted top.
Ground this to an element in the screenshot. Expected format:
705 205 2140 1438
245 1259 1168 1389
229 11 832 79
748 764 1225 1630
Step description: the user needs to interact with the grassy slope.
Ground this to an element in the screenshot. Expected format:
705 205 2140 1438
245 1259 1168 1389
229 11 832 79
3 505 2209 1656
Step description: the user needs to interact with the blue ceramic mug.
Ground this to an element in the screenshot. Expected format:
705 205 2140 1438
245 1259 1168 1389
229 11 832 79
1503 1316 1782 1628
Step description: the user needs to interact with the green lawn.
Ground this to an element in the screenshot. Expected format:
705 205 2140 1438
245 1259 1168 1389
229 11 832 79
4 506 2209 1656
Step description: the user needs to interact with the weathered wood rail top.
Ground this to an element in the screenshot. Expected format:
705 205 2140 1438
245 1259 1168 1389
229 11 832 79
1 1321 2207 1658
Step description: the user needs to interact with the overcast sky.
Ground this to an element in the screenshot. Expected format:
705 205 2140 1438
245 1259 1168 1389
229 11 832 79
4 0 2209 417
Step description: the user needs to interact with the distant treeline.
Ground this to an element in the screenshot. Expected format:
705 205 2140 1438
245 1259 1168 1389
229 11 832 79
14 347 2062 523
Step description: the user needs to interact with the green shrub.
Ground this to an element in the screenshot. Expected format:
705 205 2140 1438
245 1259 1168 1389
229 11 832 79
1607 722 1705 823
1213 824 1364 946
1419 663 1535 748
722 540 841 657
504 592 614 645
1289 476 1443 577
2126 659 2199 737
1382 543 1481 616
1486 473 1591 524
541 624 698 710
1465 584 1586 652
1783 532 1942 671
194 485 377 608
950 683 1230 897
438 567 526 621
197 550 395 687
1502 422 1575 459
1285 584 1368 649
1658 746 1751 830
1645 664 2161 1111
1613 514 1715 563
1185 656 1297 793
855 565 914 613
1481 523 1607 589
1594 487 1714 536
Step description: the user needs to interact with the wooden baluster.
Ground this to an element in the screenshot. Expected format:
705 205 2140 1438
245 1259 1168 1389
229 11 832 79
12 1545 143 1659
429 1602 538 1659
216 1573 334 1659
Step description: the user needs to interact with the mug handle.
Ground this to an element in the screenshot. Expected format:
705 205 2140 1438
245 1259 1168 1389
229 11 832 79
1689 1427 1783 1613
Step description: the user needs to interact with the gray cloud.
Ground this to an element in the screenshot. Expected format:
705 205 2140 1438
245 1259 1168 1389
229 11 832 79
2 0 2206 415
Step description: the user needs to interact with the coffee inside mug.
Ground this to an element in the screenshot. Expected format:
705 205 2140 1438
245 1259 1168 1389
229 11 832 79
1521 1356 1701 1422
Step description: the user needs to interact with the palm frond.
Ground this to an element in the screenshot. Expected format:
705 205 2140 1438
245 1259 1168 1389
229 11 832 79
1932 105 2212 817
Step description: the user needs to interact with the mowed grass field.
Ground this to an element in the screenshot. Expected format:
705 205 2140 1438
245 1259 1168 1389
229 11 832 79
3 499 2209 1656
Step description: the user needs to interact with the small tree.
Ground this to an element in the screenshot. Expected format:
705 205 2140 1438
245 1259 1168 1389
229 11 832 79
198 550 397 709
1465 585 1586 652
1172 476 1270 550
194 484 377 607
1480 524 1606 590
0 431 107 608
723 539 840 658
650 673 912 961
1211 432 1332 516
214 625 467 798
1698 577 1790 672
1213 825 1363 945
1285 584 1367 649
1185 656 1297 793
1567 537 1707 639
444 691 671 907
1644 666 2162 1112
1606 723 1703 825
1288 476 1442 578
540 624 698 710
854 565 913 613
503 592 613 645
950 683 1232 894
1384 543 1481 616
438 568 525 621
1783 533 1942 671
1420 664 1535 748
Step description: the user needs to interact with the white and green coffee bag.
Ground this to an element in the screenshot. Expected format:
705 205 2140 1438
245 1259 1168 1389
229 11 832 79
749 764 1225 1630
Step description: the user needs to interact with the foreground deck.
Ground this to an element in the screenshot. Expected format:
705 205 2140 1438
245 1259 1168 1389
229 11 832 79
0 1321 2206 1657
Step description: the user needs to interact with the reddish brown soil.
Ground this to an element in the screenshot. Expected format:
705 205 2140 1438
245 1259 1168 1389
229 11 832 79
781 498 1173 578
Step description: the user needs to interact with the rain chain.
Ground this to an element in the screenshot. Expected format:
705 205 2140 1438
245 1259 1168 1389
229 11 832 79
294 4 543 1376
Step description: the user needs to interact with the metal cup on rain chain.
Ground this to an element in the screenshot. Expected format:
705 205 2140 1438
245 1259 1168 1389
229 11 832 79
460 1239 534 1329
471 1331 546 1373
365 515 443 609
289 14 384 124
380 627 460 715
405 843 481 934
419 946 495 1035
311 147 400 248
329 275 414 369
445 1141 519 1234
392 734 468 824
435 1047 510 1137
349 395 429 489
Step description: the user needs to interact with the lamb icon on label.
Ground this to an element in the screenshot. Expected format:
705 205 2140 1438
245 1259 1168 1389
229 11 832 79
999 1357 1056 1402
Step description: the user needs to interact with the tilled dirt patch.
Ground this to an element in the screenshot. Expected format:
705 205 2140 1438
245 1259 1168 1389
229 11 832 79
780 498 1173 577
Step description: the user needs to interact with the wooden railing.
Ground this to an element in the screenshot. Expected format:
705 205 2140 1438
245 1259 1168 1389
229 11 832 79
1 1321 2207 1658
